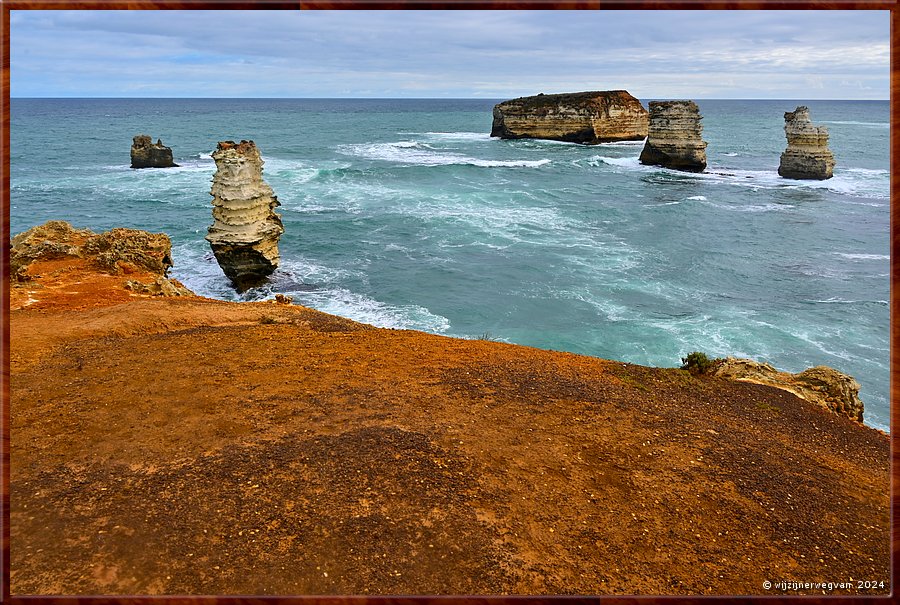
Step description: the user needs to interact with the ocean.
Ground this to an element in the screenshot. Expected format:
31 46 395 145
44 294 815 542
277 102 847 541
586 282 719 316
8 98 890 430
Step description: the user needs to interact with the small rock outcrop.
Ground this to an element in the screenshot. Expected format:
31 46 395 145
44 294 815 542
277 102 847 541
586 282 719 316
712 357 864 422
10 220 192 296
639 101 707 172
778 106 835 180
130 135 178 169
10 220 93 279
491 90 648 144
206 140 284 292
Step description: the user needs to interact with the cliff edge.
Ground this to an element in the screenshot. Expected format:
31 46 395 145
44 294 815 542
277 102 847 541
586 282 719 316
8 222 889 596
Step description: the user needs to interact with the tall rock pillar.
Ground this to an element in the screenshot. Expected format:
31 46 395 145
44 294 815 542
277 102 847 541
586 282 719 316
206 140 284 292
778 106 835 180
639 101 707 172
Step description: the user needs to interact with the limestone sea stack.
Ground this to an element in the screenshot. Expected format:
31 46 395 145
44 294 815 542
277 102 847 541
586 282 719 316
639 101 707 172
491 90 648 144
130 135 178 168
778 106 835 180
206 140 284 292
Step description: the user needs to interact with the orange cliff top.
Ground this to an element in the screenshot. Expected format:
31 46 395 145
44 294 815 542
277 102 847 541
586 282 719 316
7 221 890 596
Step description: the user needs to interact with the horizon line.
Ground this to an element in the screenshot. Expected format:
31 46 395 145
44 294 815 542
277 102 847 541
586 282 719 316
10 96 891 102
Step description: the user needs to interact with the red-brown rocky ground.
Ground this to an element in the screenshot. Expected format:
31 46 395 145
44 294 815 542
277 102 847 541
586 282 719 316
8 252 890 596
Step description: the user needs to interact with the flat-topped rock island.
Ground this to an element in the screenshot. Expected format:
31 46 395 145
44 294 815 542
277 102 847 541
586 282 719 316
491 90 649 144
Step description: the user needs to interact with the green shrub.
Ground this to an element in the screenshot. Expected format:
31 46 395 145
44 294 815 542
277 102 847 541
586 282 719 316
681 351 717 375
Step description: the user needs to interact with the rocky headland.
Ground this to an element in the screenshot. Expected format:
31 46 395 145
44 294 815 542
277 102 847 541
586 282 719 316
639 101 707 172
8 222 889 595
206 140 285 291
491 91 648 144
778 106 835 180
712 357 864 423
130 134 178 169
11 220 192 301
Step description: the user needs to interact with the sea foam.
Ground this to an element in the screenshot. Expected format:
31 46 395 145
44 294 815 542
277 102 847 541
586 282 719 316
339 141 550 168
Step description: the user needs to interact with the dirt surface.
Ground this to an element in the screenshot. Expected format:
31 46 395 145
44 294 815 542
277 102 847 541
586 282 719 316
8 255 891 595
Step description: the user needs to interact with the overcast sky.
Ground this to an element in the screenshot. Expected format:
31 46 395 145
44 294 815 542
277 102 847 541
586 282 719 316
9 10 890 99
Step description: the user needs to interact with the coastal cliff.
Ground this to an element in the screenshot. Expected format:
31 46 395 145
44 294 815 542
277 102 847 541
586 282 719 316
639 101 707 172
206 140 284 291
712 357 864 423
9 222 889 595
491 91 648 144
778 106 835 180
130 134 177 169
11 220 192 302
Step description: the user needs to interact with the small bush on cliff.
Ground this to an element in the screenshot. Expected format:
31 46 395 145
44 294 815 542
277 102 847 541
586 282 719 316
681 351 719 375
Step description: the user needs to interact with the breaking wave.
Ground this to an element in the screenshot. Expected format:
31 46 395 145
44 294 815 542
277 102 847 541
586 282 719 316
339 140 550 168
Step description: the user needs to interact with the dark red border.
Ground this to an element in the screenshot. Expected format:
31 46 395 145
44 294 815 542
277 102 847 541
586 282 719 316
0 1 895 603
1 2 899 11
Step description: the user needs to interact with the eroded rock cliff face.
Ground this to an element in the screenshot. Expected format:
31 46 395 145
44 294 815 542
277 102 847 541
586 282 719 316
491 91 648 144
130 135 178 169
639 101 707 172
778 106 835 180
713 357 863 422
206 140 284 291
10 220 192 298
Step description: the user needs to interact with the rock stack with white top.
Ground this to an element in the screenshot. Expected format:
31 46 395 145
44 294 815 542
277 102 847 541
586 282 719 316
206 140 284 291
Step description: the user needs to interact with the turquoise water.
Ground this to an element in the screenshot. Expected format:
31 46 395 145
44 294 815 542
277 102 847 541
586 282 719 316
9 98 890 430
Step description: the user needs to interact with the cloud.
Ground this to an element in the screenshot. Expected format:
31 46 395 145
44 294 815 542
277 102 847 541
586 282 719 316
9 10 890 99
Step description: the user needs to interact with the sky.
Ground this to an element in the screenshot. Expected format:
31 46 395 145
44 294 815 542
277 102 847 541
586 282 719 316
9 10 891 99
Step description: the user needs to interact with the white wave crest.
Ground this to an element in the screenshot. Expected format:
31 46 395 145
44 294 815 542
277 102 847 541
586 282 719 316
295 288 451 333
170 244 450 333
338 141 550 168
833 253 890 260
423 132 493 141
700 166 888 199
820 120 889 128
808 297 888 306
585 155 646 169
707 202 792 213
598 139 647 147
581 152 888 199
